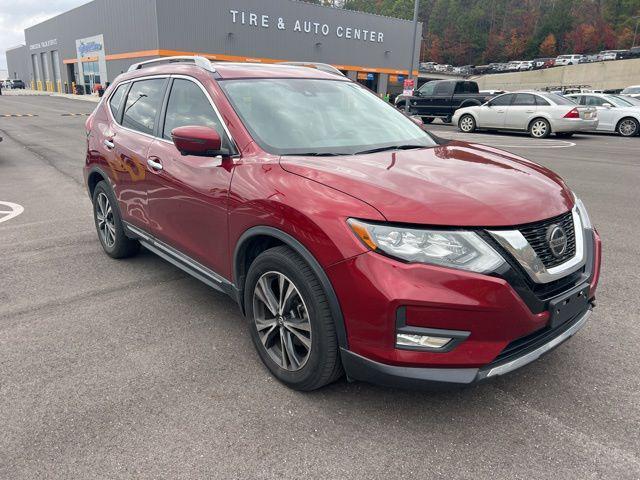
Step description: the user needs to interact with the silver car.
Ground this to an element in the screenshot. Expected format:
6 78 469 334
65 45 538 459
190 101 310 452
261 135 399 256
452 91 598 138
565 93 640 137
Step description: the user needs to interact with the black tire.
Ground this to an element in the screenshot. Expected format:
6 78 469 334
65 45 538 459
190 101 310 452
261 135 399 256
92 180 140 259
244 246 343 391
421 117 434 124
442 116 452 124
616 117 639 137
556 132 574 138
458 114 476 133
529 118 551 138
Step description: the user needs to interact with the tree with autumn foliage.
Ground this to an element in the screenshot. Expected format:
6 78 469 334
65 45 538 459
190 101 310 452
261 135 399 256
539 33 557 57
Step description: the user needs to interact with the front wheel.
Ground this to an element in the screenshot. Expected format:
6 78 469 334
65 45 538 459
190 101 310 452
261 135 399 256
529 118 551 138
617 117 639 137
458 114 476 133
422 117 434 124
245 246 343 391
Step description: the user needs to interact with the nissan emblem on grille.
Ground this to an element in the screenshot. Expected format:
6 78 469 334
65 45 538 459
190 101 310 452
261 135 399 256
546 225 568 258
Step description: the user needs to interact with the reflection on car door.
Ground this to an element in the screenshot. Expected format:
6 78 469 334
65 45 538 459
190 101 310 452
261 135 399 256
108 77 168 230
145 77 236 276
504 93 537 130
583 96 615 131
480 93 514 128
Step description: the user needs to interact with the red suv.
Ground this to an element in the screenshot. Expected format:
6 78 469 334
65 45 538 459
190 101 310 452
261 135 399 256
84 57 601 390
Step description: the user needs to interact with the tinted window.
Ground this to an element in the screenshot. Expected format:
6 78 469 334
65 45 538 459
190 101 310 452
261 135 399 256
489 94 514 106
546 93 577 105
534 95 550 106
108 83 127 120
513 93 536 106
122 79 166 135
454 82 477 94
163 79 225 141
417 82 436 96
433 82 452 95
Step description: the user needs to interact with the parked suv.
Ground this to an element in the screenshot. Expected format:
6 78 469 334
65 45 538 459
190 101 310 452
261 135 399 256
85 57 601 390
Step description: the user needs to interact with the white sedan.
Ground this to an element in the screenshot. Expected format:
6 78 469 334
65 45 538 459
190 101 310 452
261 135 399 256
565 93 640 136
452 91 598 138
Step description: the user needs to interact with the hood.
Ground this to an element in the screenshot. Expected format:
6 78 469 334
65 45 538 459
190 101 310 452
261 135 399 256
279 141 574 227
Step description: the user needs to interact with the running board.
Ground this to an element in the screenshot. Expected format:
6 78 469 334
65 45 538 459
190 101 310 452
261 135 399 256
124 222 235 297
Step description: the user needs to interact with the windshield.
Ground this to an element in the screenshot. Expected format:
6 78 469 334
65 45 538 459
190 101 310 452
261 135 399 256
219 78 436 155
622 87 640 94
605 95 633 107
614 95 640 106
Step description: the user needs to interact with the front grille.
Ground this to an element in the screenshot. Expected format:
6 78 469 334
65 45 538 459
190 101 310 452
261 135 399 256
519 211 575 269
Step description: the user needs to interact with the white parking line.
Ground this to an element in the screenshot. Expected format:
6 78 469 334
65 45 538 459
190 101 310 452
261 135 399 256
0 201 25 224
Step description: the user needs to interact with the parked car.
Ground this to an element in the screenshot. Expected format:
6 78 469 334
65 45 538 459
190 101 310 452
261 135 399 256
505 61 523 71
565 93 640 136
84 56 601 390
420 62 438 71
518 61 534 71
555 54 585 66
395 79 495 123
583 54 600 63
532 58 555 69
620 85 640 98
8 79 26 89
598 50 628 61
619 47 640 60
453 91 598 138
434 64 452 72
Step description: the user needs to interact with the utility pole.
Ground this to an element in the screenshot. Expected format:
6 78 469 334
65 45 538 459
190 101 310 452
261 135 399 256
405 0 420 113
633 16 640 48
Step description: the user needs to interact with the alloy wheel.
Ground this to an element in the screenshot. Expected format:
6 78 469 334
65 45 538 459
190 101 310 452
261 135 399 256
618 119 638 137
531 120 548 138
252 271 312 371
460 116 475 132
96 192 116 248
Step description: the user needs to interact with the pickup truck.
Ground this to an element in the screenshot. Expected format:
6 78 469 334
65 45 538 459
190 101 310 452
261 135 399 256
395 80 494 123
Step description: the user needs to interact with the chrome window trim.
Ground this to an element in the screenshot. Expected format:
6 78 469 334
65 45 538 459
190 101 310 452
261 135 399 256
104 74 238 153
488 206 586 284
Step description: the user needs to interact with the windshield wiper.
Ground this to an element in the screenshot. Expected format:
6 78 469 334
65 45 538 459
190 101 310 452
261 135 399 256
353 145 426 155
281 152 349 157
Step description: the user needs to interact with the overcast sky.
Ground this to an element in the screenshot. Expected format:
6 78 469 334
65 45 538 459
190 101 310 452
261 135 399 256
0 1 88 71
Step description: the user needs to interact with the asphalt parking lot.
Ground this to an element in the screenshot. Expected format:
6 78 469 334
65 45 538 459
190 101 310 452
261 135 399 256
1 95 639 479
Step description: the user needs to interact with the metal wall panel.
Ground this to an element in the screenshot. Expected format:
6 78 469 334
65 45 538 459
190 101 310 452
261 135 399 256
5 46 30 82
156 0 420 72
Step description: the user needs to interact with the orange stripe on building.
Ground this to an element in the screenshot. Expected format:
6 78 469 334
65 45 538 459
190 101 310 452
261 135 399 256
63 49 418 76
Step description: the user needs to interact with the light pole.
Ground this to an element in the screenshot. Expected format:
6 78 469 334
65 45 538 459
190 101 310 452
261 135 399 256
405 0 420 113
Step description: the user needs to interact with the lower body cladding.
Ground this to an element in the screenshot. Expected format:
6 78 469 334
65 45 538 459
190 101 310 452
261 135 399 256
327 229 601 389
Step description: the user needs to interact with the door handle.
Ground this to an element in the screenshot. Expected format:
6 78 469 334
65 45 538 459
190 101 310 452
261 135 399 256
147 157 163 171
103 139 115 149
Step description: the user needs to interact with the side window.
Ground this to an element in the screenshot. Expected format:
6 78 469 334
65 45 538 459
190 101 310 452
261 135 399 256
489 94 514 106
585 96 605 107
433 82 452 95
534 95 550 106
162 79 226 142
108 83 127 121
121 78 166 135
513 93 536 106
417 82 435 96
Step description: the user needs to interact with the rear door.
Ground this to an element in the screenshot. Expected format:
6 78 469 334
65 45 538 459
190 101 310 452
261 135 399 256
504 93 537 130
105 77 168 231
145 76 237 275
583 95 616 131
432 81 454 116
479 93 514 128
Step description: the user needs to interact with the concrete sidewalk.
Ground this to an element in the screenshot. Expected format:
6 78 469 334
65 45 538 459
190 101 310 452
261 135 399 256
1 89 100 103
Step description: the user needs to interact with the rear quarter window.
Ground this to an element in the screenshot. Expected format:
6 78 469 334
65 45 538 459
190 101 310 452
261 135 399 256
108 84 127 121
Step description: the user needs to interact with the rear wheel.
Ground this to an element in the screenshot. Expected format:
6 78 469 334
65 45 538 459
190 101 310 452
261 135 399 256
92 181 139 259
442 116 452 124
244 246 343 391
422 117 434 124
529 118 551 138
617 117 639 137
458 114 476 133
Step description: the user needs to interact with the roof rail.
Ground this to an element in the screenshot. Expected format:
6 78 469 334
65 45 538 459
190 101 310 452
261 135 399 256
277 62 345 77
128 55 216 73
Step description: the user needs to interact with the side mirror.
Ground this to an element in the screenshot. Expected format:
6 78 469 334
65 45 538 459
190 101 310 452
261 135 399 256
602 103 613 109
171 126 229 157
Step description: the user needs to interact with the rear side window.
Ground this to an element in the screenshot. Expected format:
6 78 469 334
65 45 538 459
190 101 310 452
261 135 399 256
433 82 452 95
585 96 606 107
489 93 514 106
162 79 226 141
108 84 127 120
122 79 166 135
534 95 550 106
513 93 536 106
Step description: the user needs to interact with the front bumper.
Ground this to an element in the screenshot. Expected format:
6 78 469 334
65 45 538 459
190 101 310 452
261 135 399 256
341 308 592 389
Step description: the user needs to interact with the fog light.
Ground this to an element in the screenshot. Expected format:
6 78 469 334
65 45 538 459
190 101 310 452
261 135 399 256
396 334 452 349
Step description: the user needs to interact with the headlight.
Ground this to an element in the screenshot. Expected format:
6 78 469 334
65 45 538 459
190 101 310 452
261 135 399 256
348 219 505 273
573 194 593 230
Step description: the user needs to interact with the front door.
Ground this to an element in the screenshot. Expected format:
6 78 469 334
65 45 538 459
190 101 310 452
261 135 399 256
583 96 616 131
481 93 514 128
145 77 237 276
504 93 537 130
